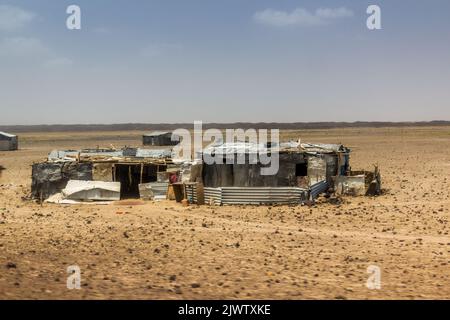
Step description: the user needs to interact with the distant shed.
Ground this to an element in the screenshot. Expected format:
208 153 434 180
143 131 180 146
0 132 18 151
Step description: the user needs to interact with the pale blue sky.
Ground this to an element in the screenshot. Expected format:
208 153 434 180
0 0 449 125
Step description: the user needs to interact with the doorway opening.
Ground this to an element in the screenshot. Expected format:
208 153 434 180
295 162 308 176
295 162 309 188
114 164 164 199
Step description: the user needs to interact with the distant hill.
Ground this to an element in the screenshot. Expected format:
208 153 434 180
1 121 450 133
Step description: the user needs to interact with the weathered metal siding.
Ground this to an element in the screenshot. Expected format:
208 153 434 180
202 153 306 188
0 141 10 151
324 154 338 182
186 185 309 205
309 180 329 200
9 136 18 150
31 162 93 200
146 182 169 197
92 163 113 181
204 188 222 205
220 187 308 205
307 155 327 184
143 133 179 146
0 135 18 151
334 175 366 196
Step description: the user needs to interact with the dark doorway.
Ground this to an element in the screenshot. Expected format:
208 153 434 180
295 162 309 188
114 164 161 199
295 162 308 176
114 164 140 199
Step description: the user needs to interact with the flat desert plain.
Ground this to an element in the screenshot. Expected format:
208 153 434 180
0 127 449 299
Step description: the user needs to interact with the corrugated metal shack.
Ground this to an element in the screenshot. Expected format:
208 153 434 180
199 142 350 188
32 147 175 201
31 140 380 204
143 131 180 146
174 141 352 205
0 131 18 151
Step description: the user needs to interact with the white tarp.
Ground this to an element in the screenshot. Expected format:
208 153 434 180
62 180 121 201
45 192 112 204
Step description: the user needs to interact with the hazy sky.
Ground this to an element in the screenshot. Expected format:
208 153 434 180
0 0 449 125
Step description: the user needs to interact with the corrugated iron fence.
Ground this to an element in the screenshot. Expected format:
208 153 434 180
186 185 327 205
309 180 329 200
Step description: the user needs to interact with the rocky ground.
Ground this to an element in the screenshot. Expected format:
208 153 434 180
0 127 449 299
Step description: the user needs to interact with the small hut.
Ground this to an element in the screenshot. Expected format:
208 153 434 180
143 131 179 146
0 132 18 151
31 147 174 201
199 142 350 188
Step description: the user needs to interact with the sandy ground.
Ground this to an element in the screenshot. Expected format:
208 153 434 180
0 127 449 299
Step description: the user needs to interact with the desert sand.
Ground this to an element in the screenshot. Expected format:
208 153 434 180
0 127 449 299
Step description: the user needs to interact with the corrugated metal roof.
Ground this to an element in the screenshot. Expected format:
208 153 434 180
143 131 171 137
48 149 123 161
135 149 173 158
201 141 348 155
202 142 270 155
48 148 173 161
0 131 17 138
300 143 347 153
